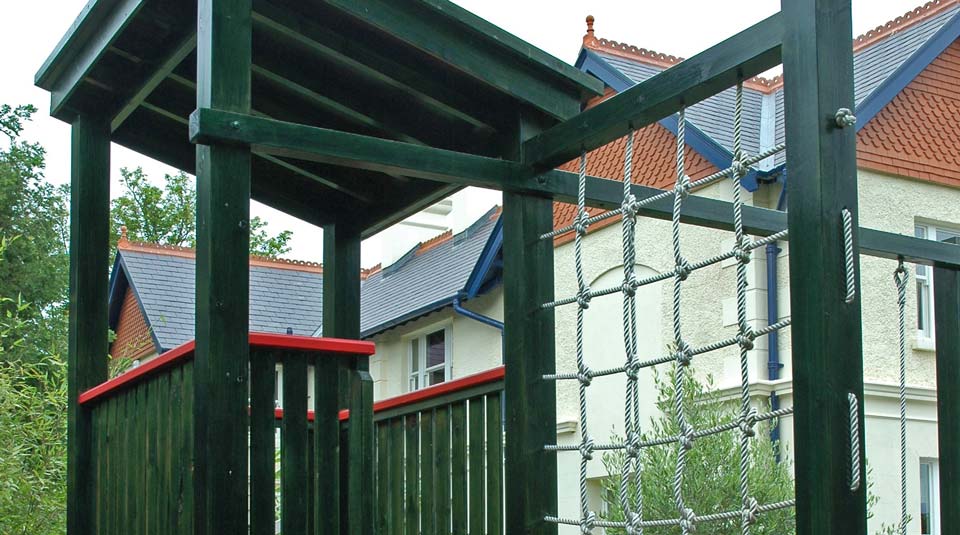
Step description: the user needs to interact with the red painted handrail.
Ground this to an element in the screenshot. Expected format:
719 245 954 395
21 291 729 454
79 333 375 405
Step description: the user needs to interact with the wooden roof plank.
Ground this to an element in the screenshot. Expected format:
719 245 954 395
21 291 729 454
40 0 149 121
111 33 196 132
321 0 586 120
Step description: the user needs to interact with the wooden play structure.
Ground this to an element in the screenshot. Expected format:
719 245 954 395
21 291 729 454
35 0 959 534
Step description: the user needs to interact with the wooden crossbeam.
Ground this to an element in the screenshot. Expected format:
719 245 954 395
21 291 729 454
521 13 784 170
190 107 960 268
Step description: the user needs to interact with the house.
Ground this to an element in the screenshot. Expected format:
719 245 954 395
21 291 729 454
108 1 960 532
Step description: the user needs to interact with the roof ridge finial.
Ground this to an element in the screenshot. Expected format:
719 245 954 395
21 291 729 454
119 226 129 247
583 15 598 47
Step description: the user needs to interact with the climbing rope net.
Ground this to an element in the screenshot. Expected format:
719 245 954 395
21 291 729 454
541 82 797 535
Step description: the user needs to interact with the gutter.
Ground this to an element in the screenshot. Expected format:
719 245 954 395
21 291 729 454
767 185 787 461
453 294 505 364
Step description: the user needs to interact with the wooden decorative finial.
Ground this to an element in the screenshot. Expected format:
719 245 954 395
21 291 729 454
583 15 598 47
119 225 129 246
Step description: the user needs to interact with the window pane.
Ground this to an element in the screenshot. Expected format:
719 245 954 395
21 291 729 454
937 227 960 242
410 338 419 372
920 462 932 534
429 368 445 386
915 225 927 239
410 375 419 391
427 330 446 368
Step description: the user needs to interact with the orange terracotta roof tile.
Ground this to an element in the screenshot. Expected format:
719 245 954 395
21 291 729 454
853 0 958 51
552 123 720 245
857 39 960 188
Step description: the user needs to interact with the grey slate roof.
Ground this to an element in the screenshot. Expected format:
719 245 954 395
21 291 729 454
120 250 324 351
359 207 499 336
594 4 960 168
113 206 500 350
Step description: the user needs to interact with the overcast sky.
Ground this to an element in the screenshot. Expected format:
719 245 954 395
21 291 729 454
0 0 916 264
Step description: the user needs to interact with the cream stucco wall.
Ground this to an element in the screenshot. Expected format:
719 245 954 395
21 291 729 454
362 169 959 534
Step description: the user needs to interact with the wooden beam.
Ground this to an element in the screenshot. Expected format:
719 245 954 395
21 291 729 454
521 13 784 170
934 237 960 535
111 33 197 132
40 0 148 121
193 1 252 534
321 223 371 534
251 2 501 133
502 191 557 535
190 108 960 267
321 0 589 120
67 114 111 535
782 1 866 533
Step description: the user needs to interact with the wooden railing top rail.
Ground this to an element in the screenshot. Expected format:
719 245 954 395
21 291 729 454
79 333 375 406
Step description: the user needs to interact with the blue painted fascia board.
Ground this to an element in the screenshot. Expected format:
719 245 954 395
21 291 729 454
579 49 759 192
856 10 960 130
109 251 163 354
463 215 503 299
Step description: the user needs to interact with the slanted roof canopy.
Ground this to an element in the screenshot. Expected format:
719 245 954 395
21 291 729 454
37 0 602 236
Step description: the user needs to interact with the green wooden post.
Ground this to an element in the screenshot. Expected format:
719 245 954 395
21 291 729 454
322 222 372 535
934 237 960 535
67 115 110 535
502 191 557 535
781 0 866 533
193 0 252 533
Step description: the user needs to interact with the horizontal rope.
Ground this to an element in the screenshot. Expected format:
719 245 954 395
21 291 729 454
544 319 792 382
540 143 787 241
543 407 794 453
545 498 795 529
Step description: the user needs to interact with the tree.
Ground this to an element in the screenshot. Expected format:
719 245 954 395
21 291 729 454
600 368 795 535
111 166 293 257
0 234 68 535
0 104 69 362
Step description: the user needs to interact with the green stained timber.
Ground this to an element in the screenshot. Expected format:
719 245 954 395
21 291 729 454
522 13 783 169
37 0 148 121
189 107 960 268
323 0 591 120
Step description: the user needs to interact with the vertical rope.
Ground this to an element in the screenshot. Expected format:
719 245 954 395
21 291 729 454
848 392 862 492
671 109 695 535
619 131 643 535
731 83 759 535
574 150 596 534
894 261 909 535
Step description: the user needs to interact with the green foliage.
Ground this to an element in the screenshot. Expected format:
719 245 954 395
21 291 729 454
0 105 69 363
600 369 795 535
0 235 67 534
110 166 293 257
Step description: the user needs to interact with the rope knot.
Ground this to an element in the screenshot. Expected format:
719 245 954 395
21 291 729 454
675 341 693 367
580 511 597 534
625 432 641 458
894 263 909 304
734 245 752 264
626 512 642 535
742 497 759 525
679 507 697 532
737 328 756 351
577 366 593 387
622 194 639 220
625 360 640 380
622 280 637 297
579 436 595 461
680 423 696 450
577 287 592 309
676 260 693 281
731 152 749 178
674 178 691 199
835 107 857 128
739 408 758 437
574 210 590 236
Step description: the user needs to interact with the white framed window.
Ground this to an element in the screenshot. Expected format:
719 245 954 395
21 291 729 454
408 327 451 391
919 458 940 535
915 224 960 345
